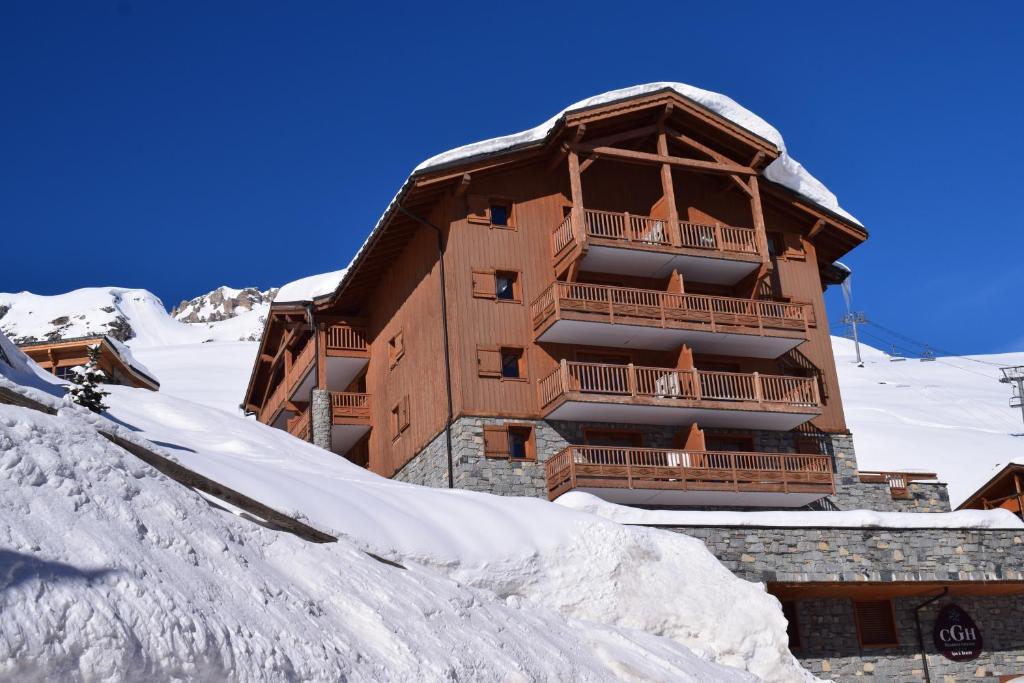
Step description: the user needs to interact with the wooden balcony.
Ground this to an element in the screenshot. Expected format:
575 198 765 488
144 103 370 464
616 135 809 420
329 391 371 454
539 361 820 430
552 209 763 284
531 282 809 358
546 445 834 506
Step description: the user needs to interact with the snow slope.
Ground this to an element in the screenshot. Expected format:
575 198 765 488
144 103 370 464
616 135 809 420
834 337 1024 506
0 332 814 682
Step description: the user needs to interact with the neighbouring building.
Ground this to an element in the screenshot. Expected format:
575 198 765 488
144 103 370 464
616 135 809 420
19 335 159 390
243 83 1024 680
960 462 1024 519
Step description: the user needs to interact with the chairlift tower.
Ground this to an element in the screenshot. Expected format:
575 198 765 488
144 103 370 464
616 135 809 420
841 312 867 365
1000 366 1024 426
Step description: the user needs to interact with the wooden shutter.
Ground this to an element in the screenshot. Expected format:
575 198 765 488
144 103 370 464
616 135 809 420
389 331 405 368
467 195 490 224
483 425 509 458
472 269 496 299
399 395 410 431
477 346 501 377
854 600 898 647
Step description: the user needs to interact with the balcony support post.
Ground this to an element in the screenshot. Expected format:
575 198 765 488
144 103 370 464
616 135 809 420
567 149 585 246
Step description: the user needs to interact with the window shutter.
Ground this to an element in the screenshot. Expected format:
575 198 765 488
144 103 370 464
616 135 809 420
400 395 410 431
477 346 501 377
854 601 898 647
483 425 509 458
467 195 490 224
472 269 496 299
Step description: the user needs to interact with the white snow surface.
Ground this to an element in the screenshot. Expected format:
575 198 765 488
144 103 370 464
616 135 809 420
833 337 1024 506
0 333 815 682
414 82 861 226
558 492 1024 529
274 268 348 304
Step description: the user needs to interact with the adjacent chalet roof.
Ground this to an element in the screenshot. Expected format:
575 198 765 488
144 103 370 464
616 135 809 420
18 335 160 391
958 462 1024 511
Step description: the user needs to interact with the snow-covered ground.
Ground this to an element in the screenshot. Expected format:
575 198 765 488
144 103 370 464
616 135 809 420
834 336 1024 506
0 332 814 682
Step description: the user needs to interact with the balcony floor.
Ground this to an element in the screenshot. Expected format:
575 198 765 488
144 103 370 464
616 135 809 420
537 317 804 358
331 423 369 455
546 398 818 430
581 244 760 284
570 486 827 507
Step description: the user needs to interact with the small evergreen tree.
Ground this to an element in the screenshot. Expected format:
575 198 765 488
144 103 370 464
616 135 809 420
66 344 109 413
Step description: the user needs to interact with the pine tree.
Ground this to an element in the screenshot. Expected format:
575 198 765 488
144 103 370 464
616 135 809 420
66 344 109 413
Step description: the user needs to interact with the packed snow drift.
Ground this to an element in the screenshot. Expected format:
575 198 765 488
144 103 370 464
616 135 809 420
0 332 815 682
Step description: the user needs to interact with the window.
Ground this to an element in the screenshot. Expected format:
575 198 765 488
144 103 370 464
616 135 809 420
473 268 522 303
508 426 533 459
55 365 83 380
490 203 509 227
781 601 801 650
854 600 898 648
483 424 535 460
767 232 785 257
467 195 514 228
390 396 410 441
388 331 405 369
500 348 525 379
495 271 519 302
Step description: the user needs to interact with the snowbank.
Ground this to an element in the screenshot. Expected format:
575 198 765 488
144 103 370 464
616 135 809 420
0 335 815 682
558 492 1024 529
274 268 348 304
414 82 860 226
0 401 765 682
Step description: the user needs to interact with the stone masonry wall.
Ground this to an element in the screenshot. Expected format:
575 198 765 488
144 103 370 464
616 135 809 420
392 417 951 510
310 389 331 451
795 595 1024 682
666 525 1024 583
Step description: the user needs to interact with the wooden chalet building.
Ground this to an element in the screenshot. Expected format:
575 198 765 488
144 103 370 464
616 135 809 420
20 335 159 391
244 84 1024 680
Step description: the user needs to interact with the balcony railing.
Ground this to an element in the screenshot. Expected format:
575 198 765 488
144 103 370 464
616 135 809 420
551 208 758 257
287 408 311 441
331 392 371 421
539 360 820 410
531 281 808 336
545 445 834 500
259 379 288 424
326 324 368 353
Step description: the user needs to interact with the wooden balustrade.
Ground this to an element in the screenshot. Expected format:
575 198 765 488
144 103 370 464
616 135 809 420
331 392 371 420
287 408 311 441
545 445 834 500
530 281 808 335
539 360 820 409
549 208 758 254
325 324 368 352
260 380 287 423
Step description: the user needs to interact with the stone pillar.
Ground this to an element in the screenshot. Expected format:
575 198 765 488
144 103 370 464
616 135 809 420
311 389 332 451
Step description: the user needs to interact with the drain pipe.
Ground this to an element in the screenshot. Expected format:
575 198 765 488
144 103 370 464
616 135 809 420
913 587 948 683
396 205 455 489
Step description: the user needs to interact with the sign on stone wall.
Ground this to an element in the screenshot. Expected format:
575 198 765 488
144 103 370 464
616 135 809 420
933 603 983 662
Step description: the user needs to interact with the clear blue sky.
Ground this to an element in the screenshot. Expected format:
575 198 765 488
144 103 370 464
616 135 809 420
2 2 1022 353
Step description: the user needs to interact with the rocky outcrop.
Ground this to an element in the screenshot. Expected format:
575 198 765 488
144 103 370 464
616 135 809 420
171 287 277 324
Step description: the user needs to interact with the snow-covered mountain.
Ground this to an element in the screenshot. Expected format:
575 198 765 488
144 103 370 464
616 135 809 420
0 331 808 682
171 285 277 324
0 287 267 346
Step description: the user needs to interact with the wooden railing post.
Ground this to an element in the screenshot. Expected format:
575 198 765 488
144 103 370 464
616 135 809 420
753 372 763 403
627 363 636 397
559 359 571 395
692 368 702 400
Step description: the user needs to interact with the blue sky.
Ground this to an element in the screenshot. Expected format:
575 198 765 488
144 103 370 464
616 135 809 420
2 2 1022 353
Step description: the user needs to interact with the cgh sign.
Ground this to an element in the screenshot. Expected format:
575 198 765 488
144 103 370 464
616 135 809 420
932 603 983 662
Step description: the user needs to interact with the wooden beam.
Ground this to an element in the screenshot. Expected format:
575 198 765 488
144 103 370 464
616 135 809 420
572 123 587 143
546 143 570 174
749 150 769 171
658 103 674 124
578 156 596 174
657 125 679 243
571 124 659 151
808 218 827 238
453 173 471 197
665 126 731 164
567 147 585 244
748 175 771 284
582 145 755 176
729 174 753 197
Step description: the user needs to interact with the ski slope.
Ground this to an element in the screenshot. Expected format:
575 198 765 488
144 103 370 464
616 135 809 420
0 331 815 682
833 337 1024 506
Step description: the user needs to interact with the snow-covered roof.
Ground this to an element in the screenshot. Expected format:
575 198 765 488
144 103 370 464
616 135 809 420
415 82 862 226
274 268 349 304
559 492 1024 529
17 333 160 389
